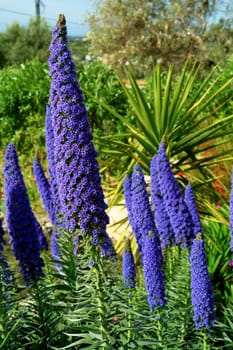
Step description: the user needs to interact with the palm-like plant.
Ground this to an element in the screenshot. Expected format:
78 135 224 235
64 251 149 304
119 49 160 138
87 62 233 204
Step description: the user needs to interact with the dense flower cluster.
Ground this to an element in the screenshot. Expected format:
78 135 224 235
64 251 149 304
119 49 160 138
131 165 160 257
143 232 166 310
122 239 136 289
185 184 202 237
230 170 233 251
156 143 194 248
48 15 114 255
33 158 54 224
123 174 140 252
3 144 45 285
150 155 174 249
190 234 215 330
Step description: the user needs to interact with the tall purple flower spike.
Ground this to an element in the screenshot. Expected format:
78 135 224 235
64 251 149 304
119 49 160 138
122 239 136 289
156 143 194 248
3 144 45 285
48 15 114 256
33 158 54 224
123 174 142 255
229 170 233 252
150 155 174 249
143 231 166 311
190 234 215 330
131 164 162 257
185 184 202 237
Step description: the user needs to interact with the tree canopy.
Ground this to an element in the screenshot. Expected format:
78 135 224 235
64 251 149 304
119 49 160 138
87 0 230 75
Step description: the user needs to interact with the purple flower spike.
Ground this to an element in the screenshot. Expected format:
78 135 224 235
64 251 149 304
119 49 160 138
185 184 202 237
229 170 233 252
48 15 114 254
123 174 140 251
33 158 54 225
190 234 215 330
51 231 61 270
156 143 194 248
131 165 161 256
143 231 166 311
150 155 174 249
3 144 45 285
122 239 136 289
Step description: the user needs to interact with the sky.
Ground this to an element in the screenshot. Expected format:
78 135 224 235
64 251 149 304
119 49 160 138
0 0 95 36
0 0 232 37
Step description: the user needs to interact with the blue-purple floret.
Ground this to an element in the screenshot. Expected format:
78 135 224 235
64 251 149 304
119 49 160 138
48 15 114 254
185 184 202 237
190 234 215 330
156 143 194 248
3 144 45 285
122 241 136 289
150 155 174 249
229 170 233 251
33 158 54 225
131 165 160 256
123 174 140 249
143 232 166 310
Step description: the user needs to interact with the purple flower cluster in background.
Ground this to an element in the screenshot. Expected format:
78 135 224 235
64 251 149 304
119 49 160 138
143 232 166 310
3 144 45 285
190 234 215 330
131 165 159 257
124 164 165 309
123 173 143 256
122 239 136 289
156 143 194 248
33 157 54 224
150 155 174 249
48 15 114 256
185 184 202 237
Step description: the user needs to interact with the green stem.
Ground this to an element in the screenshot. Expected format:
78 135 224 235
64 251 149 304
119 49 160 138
156 309 163 347
127 292 133 343
93 260 109 349
203 329 209 350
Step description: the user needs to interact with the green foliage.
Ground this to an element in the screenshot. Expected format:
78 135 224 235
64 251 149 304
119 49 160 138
1 229 224 349
78 61 132 178
203 217 233 316
0 18 51 67
0 59 50 150
89 62 233 205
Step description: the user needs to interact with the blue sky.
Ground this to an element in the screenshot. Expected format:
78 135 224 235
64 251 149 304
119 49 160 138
0 0 95 36
0 0 232 37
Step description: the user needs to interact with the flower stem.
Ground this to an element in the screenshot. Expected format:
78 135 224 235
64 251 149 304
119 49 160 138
93 262 109 349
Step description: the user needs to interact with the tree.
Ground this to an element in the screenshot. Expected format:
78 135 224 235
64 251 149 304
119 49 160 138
87 0 217 75
204 19 233 63
0 18 51 67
